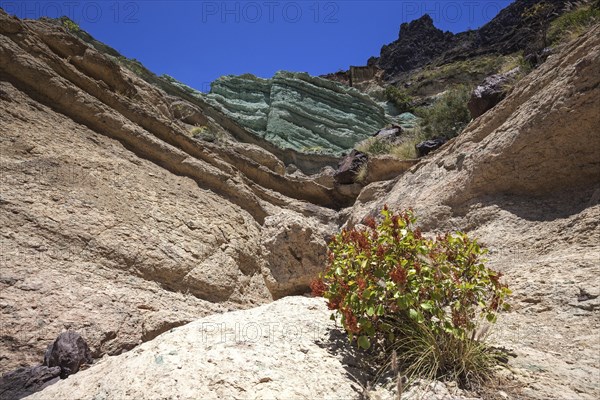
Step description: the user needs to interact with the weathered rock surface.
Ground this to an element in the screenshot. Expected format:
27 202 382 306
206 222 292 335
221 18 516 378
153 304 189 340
261 213 337 299
26 297 366 400
203 72 389 154
468 68 520 119
0 366 60 400
349 26 600 399
26 296 482 400
0 10 345 374
365 156 418 185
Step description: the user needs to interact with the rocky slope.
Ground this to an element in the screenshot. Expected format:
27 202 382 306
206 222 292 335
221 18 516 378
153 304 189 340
200 71 389 155
26 296 482 400
25 297 365 400
347 24 600 399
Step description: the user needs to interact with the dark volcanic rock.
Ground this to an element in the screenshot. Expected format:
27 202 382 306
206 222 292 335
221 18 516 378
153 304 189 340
334 150 368 184
44 331 93 378
372 0 566 82
377 14 454 80
0 365 61 400
416 138 448 157
0 331 92 399
468 68 519 119
474 0 564 55
373 125 403 143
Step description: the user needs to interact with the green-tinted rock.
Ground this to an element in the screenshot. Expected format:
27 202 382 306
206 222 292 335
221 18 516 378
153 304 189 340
203 71 389 155
396 112 419 129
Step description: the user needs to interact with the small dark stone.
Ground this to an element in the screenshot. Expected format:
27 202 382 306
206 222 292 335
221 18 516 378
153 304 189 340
416 138 447 157
334 150 368 185
0 365 61 400
44 331 93 379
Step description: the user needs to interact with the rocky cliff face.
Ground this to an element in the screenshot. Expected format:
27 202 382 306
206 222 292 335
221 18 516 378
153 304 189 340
202 71 389 155
377 14 455 78
0 10 349 374
354 0 567 82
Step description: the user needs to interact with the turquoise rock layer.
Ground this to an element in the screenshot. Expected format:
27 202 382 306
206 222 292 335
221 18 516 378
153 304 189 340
203 71 389 154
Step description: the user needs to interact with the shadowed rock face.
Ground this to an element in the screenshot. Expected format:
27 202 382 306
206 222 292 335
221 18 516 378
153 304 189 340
371 0 566 82
0 366 61 400
203 72 389 154
377 14 455 79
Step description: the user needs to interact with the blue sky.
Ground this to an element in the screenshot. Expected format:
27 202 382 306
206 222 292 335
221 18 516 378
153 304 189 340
4 1 514 91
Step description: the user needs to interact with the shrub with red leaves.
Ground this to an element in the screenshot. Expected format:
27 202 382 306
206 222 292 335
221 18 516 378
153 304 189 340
311 207 511 350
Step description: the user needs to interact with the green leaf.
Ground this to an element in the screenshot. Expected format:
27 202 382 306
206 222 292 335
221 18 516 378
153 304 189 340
366 306 375 317
357 335 371 349
486 313 497 323
409 308 418 320
420 302 433 311
335 267 342 276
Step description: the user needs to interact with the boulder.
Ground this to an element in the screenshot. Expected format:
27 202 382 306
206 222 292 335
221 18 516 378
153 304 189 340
44 331 93 378
334 150 369 184
468 68 519 119
416 138 447 157
0 366 61 400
